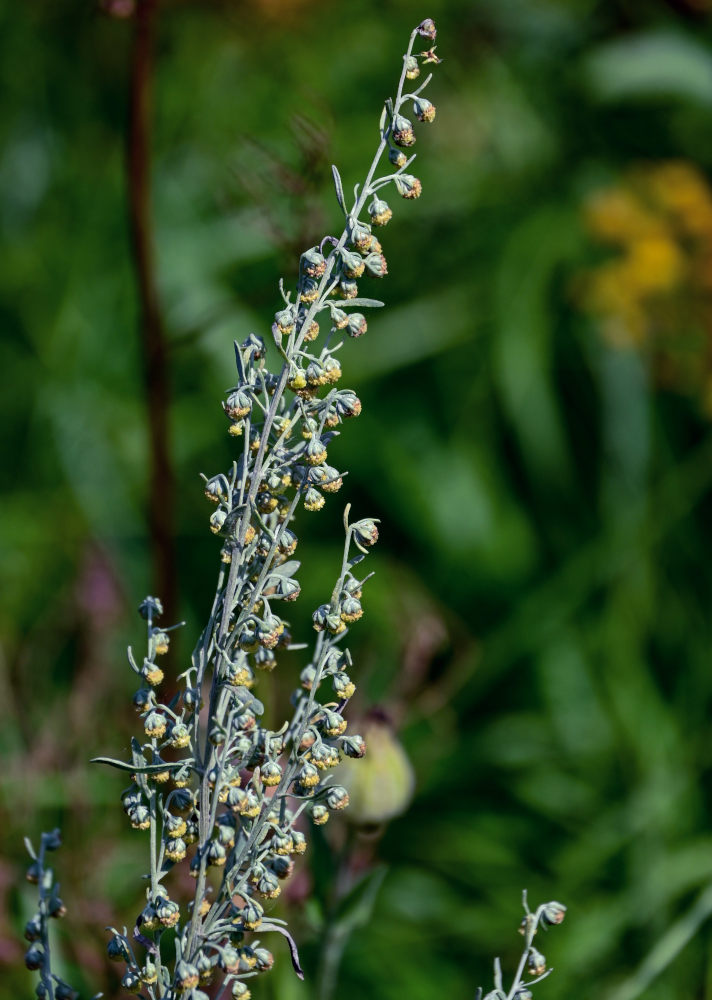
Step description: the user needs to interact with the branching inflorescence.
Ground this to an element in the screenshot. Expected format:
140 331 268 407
22 20 569 1000
27 19 442 1000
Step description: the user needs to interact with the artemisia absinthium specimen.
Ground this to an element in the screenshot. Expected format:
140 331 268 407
86 18 440 1000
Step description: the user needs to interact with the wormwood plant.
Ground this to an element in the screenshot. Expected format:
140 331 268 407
22 18 566 1000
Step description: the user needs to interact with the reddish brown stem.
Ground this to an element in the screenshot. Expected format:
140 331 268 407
127 0 177 621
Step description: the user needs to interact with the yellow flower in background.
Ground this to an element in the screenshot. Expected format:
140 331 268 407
579 160 712 413
337 710 415 826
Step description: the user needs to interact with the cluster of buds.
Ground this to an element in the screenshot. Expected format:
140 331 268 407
24 831 81 1000
477 896 567 1000
83 17 441 1000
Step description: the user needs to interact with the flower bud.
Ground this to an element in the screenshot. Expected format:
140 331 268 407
254 646 276 671
347 312 368 338
254 947 274 972
339 248 365 279
121 970 142 994
298 276 320 303
55 984 78 1000
326 785 350 810
209 509 227 535
165 837 187 863
418 17 437 39
107 933 131 962
25 946 44 970
261 760 282 786
301 246 326 278
364 251 388 278
322 708 347 736
394 173 422 199
541 900 567 926
352 518 379 547
144 710 166 739
139 595 163 620
527 949 546 976
232 983 251 1000
311 803 329 825
156 897 180 927
338 277 359 299
405 54 420 79
304 487 325 511
392 114 416 147
342 734 367 757
25 861 41 884
257 869 281 898
368 197 392 226
240 898 263 931
129 804 151 830
175 960 200 991
333 671 356 699
273 306 296 337
152 630 170 655
302 318 320 342
413 96 436 122
389 146 408 168
24 915 42 942
224 389 252 420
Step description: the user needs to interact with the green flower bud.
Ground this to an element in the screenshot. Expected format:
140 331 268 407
418 17 437 39
404 54 420 79
333 671 356 699
25 946 43 970
151 629 170 655
339 248 365 279
368 197 392 226
392 114 416 147
273 306 296 337
311 803 329 825
129 804 151 830
349 220 373 252
24 915 42 942
304 487 325 511
299 276 320 303
26 861 42 884
352 518 379 548
240 899 264 931
306 437 328 466
165 837 187 863
209 509 227 535
321 708 347 735
394 173 422 199
224 389 252 420
261 760 282 787
107 933 130 962
232 982 251 1000
132 687 152 711
254 947 274 972
55 984 78 1000
326 785 350 810
389 146 408 168
347 312 368 338
257 869 281 898
413 96 436 122
156 897 180 927
542 901 567 926
527 948 546 976
338 277 359 299
144 709 167 739
342 733 367 757
254 646 276 671
301 246 327 278
121 970 142 994
175 959 200 990
139 596 163 620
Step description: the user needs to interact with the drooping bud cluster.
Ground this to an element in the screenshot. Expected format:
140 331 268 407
23 832 78 1000
477 895 567 1000
86 18 442 1000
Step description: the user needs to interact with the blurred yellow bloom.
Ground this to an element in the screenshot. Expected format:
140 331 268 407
579 160 712 411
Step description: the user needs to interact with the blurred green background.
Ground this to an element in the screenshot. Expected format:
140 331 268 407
5 0 712 997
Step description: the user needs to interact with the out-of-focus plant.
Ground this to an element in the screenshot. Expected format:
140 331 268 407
578 161 712 413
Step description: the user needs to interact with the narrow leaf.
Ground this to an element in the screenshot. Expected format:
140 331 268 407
268 559 300 579
91 756 181 775
338 298 385 309
333 865 388 934
260 921 304 979
331 165 347 215
24 836 36 860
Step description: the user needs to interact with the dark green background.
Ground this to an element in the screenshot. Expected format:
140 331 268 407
4 0 712 998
